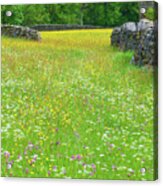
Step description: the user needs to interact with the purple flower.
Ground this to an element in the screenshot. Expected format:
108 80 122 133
7 160 14 169
92 163 96 169
55 128 59 132
53 166 57 171
76 154 82 161
4 151 10 159
71 155 76 160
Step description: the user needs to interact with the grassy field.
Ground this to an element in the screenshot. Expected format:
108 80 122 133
1 29 154 180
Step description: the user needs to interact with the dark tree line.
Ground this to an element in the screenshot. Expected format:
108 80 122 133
1 2 139 27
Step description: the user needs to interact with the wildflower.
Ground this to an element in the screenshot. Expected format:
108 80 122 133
92 163 96 169
18 155 23 160
76 154 82 161
128 168 134 174
52 166 57 171
82 163 86 168
30 159 36 165
4 151 10 159
110 143 115 148
92 163 96 172
140 168 146 173
7 163 12 169
112 165 117 170
71 155 76 160
33 154 38 160
28 142 34 150
99 154 104 157
16 154 23 162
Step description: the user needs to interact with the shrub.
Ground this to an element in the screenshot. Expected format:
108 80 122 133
145 7 157 21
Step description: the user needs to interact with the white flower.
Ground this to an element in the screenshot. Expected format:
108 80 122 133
140 168 146 173
7 163 12 169
128 168 134 173
110 143 115 148
33 154 38 159
28 143 34 148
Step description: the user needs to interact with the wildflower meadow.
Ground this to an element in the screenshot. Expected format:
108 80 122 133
1 29 155 180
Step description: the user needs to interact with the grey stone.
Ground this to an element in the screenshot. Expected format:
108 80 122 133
111 19 157 66
1 25 41 41
137 19 154 32
121 22 137 32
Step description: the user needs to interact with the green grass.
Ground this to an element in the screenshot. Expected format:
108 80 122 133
1 29 155 180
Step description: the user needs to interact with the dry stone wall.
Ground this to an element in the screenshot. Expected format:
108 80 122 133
31 24 102 31
111 19 157 66
1 25 41 41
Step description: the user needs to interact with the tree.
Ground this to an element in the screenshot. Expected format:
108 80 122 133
1 2 140 27
1 5 24 25
119 2 139 24
22 5 50 26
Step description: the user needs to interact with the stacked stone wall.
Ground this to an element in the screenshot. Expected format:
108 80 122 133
111 19 157 66
1 25 41 41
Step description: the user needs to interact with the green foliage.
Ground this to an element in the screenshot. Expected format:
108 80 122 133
1 2 140 27
145 7 157 21
1 5 24 25
22 5 50 26
119 2 139 24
